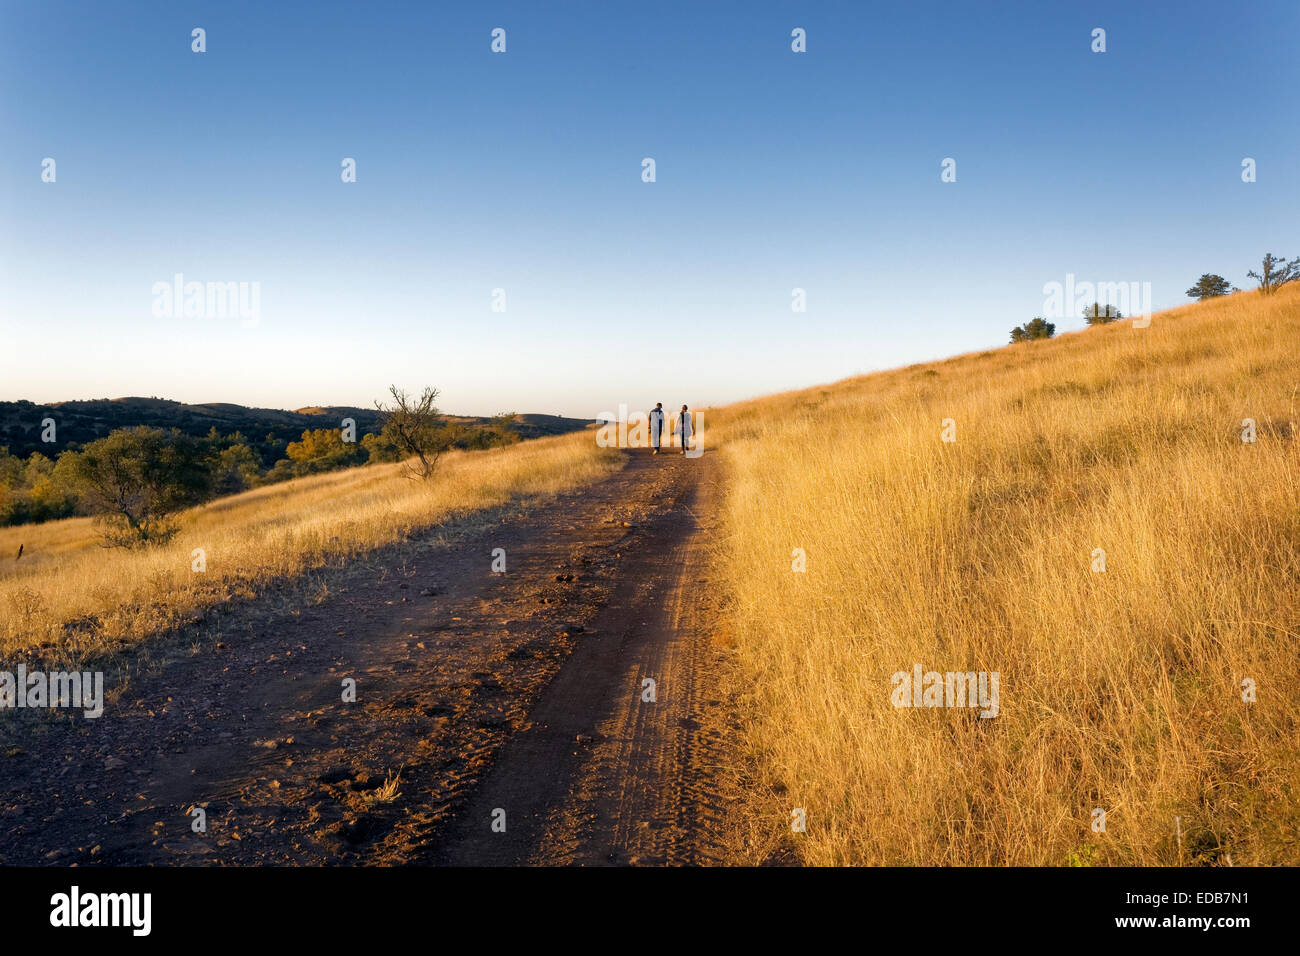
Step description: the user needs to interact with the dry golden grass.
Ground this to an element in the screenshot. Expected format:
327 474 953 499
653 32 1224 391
0 430 617 662
711 286 1300 865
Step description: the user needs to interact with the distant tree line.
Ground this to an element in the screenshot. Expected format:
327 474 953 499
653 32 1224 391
0 399 375 463
0 386 519 539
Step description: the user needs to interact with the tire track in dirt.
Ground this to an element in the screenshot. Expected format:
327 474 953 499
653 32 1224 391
428 452 732 866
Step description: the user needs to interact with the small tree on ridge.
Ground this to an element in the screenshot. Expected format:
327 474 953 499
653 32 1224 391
1010 317 1056 343
1247 254 1300 294
374 386 456 480
1185 274 1233 300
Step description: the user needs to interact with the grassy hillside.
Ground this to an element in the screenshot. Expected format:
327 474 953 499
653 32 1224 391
712 286 1300 865
1 431 618 661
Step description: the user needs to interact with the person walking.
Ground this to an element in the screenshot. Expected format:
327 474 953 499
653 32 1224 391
648 402 665 455
674 404 693 456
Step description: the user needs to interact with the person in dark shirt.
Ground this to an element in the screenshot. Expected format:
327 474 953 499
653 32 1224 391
648 402 665 455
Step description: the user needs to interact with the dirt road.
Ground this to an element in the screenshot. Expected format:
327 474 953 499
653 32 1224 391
0 449 738 866
429 449 729 865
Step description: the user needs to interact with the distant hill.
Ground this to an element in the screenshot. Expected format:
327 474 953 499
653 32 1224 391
0 397 594 461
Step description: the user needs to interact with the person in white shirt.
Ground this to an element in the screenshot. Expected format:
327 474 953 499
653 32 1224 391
648 402 665 455
674 404 693 456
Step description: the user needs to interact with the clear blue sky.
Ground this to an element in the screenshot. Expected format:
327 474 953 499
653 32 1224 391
2 0 1296 418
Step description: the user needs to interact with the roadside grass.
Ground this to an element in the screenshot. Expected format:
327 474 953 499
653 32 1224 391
0 430 618 663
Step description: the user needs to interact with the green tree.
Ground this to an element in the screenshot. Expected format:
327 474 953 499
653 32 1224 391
284 428 365 476
1010 317 1056 343
263 458 298 484
1081 302 1123 325
1185 274 1233 300
214 442 263 493
0 449 79 525
361 429 404 463
489 412 521 448
450 416 519 451
1247 253 1300 294
59 426 212 546
0 446 22 488
23 453 77 522
0 447 21 525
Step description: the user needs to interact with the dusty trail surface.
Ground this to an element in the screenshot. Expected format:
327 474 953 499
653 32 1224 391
0 450 737 866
